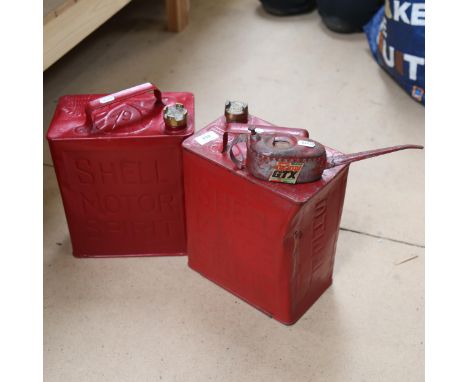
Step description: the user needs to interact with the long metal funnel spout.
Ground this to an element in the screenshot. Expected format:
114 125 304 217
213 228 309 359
326 144 424 169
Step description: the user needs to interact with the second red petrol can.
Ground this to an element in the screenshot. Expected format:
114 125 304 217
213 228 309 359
182 104 349 325
47 83 194 257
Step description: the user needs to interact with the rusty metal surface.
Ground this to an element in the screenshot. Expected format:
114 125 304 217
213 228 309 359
229 128 423 184
222 123 309 153
247 133 327 183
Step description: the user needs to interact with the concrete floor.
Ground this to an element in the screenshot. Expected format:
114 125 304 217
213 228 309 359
43 0 424 381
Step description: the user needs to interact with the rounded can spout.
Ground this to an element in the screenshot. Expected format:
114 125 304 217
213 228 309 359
326 144 424 169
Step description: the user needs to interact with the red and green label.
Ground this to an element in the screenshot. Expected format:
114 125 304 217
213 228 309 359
269 162 304 184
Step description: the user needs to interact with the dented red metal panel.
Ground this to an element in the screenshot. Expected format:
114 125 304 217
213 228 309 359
182 113 349 324
47 83 194 257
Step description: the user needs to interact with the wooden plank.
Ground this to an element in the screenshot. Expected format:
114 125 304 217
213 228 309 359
165 0 190 32
44 0 82 24
44 0 70 17
43 0 132 70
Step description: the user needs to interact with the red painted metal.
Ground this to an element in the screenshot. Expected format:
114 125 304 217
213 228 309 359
183 111 422 324
183 113 351 324
47 83 194 257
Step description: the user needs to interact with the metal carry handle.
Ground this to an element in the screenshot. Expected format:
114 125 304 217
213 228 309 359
85 83 163 132
222 124 309 153
228 134 249 169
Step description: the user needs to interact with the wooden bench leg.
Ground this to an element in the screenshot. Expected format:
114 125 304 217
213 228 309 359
166 0 190 32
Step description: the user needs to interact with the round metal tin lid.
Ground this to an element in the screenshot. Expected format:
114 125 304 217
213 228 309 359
163 103 188 129
225 100 248 123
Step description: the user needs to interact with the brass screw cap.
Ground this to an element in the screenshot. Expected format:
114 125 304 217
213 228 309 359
163 103 188 129
224 100 248 123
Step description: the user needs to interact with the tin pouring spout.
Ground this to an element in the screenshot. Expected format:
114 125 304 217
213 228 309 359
326 144 424 169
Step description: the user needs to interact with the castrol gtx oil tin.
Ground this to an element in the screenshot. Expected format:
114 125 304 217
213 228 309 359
47 83 194 257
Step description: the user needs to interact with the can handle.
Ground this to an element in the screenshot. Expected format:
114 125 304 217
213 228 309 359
85 82 163 132
228 133 249 169
222 124 309 153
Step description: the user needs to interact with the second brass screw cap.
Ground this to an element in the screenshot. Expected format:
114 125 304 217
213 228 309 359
225 100 248 123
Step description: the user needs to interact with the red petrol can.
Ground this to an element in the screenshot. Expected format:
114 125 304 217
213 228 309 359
182 107 349 325
47 83 194 257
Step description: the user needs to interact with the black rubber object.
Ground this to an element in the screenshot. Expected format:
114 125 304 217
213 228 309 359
260 0 317 16
317 0 384 33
